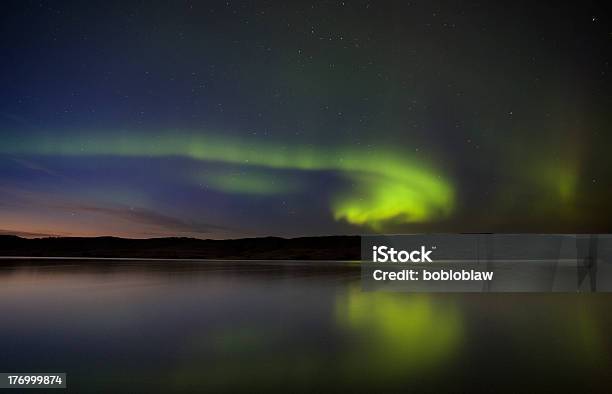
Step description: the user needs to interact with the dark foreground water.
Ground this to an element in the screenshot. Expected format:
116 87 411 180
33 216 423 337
1 259 611 393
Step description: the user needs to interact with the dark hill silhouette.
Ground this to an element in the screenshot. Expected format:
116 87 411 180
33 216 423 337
0 235 360 260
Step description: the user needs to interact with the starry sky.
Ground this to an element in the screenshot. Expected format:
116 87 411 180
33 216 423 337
1 1 610 238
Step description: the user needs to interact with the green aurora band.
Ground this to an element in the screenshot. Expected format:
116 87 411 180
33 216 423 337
2 132 455 230
198 169 302 196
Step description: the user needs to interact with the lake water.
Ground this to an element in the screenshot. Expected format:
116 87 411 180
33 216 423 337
1 259 611 393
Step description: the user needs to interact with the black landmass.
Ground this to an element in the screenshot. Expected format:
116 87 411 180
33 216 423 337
0 235 360 260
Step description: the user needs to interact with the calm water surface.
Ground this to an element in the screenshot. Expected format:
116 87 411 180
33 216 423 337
1 259 611 393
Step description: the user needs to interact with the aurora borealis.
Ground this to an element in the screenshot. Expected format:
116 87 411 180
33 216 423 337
1 1 611 238
2 131 455 231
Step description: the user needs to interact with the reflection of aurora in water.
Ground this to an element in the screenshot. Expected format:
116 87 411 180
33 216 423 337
3 261 612 392
167 287 465 391
336 288 463 377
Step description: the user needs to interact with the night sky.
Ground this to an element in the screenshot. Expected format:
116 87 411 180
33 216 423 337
1 1 611 238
